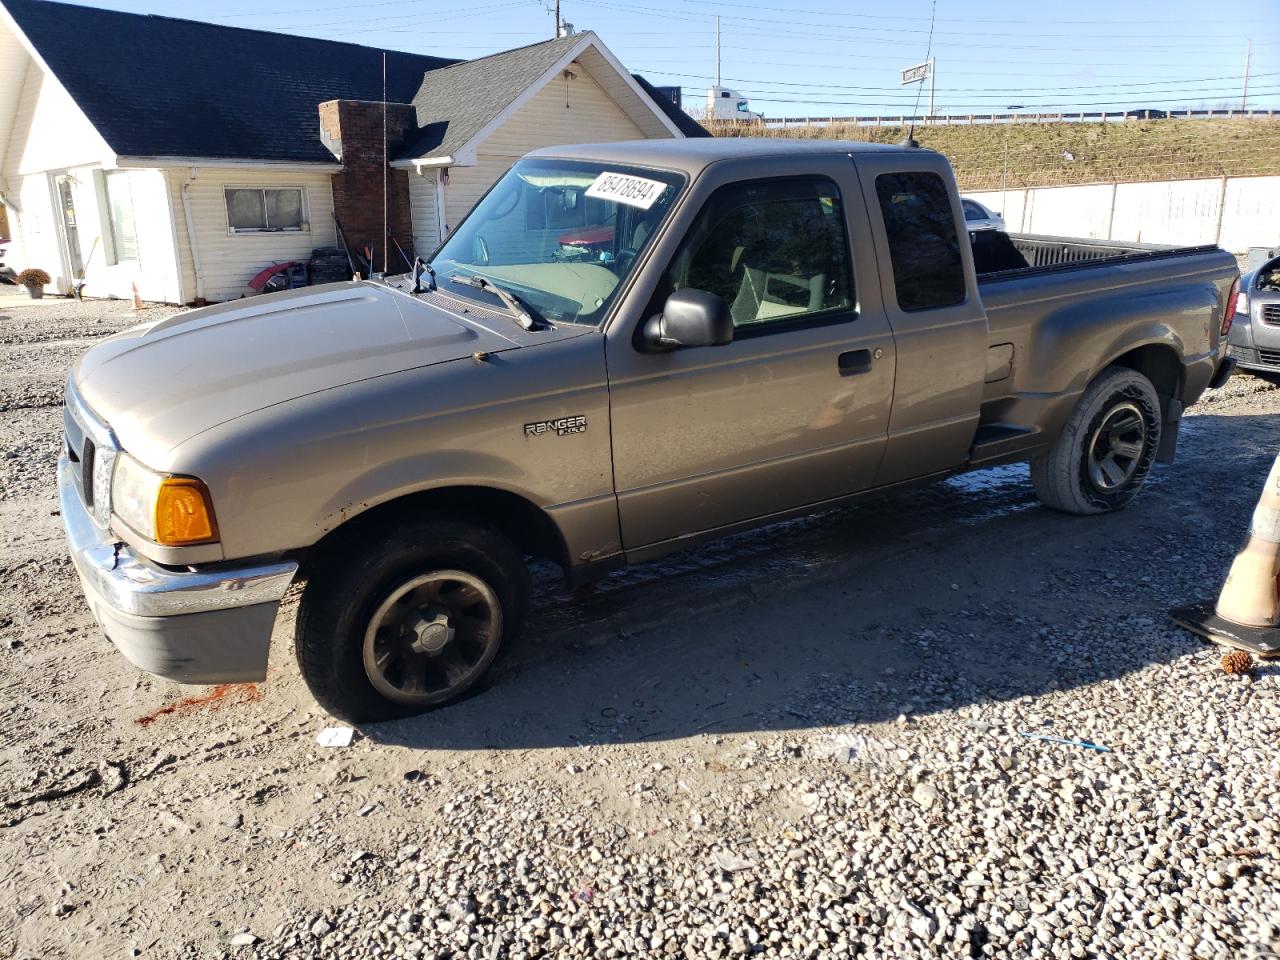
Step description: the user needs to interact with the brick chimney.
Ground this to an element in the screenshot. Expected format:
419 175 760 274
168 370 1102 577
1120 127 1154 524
319 99 418 273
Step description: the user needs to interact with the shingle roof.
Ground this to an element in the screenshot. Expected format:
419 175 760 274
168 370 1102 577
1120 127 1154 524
3 0 457 163
2 0 706 164
401 33 586 161
631 74 710 139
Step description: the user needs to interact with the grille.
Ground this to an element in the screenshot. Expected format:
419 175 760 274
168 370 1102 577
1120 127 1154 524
1262 303 1280 326
62 402 93 508
1259 348 1280 367
62 380 117 526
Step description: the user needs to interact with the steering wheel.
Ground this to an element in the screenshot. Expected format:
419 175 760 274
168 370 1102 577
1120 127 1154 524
473 235 491 266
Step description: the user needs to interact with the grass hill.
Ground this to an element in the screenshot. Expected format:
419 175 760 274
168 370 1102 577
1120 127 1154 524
705 118 1280 191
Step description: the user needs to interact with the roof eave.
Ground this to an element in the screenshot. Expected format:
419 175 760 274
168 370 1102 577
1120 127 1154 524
114 155 343 171
391 154 460 170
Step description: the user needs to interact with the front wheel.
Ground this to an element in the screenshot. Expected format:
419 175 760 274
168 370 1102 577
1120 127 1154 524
295 515 529 722
1031 366 1163 515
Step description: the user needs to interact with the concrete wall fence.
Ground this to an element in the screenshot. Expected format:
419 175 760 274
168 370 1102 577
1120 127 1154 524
966 175 1280 254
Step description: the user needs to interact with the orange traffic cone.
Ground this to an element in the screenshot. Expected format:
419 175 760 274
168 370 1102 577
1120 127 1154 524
131 281 144 313
1172 451 1280 657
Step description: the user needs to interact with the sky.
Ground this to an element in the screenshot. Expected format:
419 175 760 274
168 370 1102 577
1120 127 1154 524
67 0 1278 119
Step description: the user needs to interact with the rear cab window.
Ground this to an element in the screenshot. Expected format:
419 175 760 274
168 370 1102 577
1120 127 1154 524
875 172 966 312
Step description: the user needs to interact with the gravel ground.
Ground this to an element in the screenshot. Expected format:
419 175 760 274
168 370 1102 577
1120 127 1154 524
0 296 1278 960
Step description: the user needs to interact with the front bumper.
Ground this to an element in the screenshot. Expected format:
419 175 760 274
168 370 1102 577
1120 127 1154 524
58 456 298 684
1227 303 1280 373
1228 343 1280 373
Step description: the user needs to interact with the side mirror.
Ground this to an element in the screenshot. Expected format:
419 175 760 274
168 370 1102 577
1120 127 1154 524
642 288 734 352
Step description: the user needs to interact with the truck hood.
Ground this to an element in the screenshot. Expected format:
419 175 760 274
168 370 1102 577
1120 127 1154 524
74 282 519 459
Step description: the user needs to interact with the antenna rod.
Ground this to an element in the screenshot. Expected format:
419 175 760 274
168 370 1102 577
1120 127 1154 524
1241 39 1251 111
382 51 388 276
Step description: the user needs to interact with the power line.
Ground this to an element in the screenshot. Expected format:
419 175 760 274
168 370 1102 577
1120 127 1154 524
647 70 1280 95
583 0 1272 52
709 88 1280 109
667 81 1280 103
283 1 529 34
630 34 1279 54
590 0 1267 28
636 49 1278 70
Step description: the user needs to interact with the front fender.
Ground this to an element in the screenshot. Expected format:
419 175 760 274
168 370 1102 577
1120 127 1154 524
316 449 547 534
176 338 616 564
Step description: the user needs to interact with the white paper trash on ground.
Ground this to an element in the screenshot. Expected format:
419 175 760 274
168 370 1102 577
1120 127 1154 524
316 726 355 748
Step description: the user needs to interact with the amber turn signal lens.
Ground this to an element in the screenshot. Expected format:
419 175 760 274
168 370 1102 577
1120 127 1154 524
154 477 219 546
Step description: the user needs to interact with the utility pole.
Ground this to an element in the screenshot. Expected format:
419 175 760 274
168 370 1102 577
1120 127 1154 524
1242 39 1252 110
554 0 561 38
715 15 721 88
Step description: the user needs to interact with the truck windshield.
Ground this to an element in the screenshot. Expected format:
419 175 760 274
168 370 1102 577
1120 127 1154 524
430 159 685 326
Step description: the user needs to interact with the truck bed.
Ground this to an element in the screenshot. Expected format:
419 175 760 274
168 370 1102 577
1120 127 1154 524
966 238 1238 467
972 232 1218 282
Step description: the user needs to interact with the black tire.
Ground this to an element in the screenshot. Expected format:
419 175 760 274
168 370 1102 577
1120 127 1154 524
1030 365 1163 515
295 514 529 723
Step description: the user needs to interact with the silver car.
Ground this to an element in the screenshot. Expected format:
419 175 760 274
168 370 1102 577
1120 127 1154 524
1227 254 1280 381
961 197 1006 233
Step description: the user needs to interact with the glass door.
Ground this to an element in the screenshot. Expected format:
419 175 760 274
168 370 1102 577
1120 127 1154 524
56 175 83 278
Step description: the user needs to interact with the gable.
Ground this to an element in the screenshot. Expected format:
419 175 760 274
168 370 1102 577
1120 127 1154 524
481 73 646 164
0 14 111 178
402 34 587 162
4 57 112 177
401 33 684 164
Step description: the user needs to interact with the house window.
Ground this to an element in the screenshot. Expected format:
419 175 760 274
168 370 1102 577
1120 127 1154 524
224 187 307 233
104 171 138 263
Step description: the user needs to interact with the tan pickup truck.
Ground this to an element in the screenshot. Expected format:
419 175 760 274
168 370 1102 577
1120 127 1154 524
59 139 1238 720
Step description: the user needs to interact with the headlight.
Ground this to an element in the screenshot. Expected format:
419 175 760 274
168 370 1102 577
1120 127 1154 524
111 454 219 546
1236 291 1249 316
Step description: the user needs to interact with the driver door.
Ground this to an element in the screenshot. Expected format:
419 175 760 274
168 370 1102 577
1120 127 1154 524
605 161 896 552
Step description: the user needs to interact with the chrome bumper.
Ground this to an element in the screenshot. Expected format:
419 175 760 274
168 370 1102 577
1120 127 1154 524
58 456 298 683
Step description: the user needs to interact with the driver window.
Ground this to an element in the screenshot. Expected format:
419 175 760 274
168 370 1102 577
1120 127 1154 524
662 176 855 331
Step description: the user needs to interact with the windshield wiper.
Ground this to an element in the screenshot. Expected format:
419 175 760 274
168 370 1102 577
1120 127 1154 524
411 257 436 293
449 273 543 330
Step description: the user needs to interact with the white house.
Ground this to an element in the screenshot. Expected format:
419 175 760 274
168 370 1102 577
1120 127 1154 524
0 0 703 304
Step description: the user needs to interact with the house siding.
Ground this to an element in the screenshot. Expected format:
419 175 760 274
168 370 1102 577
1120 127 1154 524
0 18 30 168
1 43 116 293
408 171 440 256
442 72 647 234
166 167 337 303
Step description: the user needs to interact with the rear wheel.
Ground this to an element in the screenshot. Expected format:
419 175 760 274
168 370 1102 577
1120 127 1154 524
295 515 529 722
1031 366 1163 515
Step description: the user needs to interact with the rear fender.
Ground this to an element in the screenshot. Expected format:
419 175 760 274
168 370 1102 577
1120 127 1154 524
1025 293 1196 399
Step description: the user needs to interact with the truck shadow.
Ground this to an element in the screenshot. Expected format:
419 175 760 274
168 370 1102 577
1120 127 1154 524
361 409 1276 752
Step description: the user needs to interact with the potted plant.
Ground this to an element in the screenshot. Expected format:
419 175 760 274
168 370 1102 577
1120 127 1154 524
16 268 51 299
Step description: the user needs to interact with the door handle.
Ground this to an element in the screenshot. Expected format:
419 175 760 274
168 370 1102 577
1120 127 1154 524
837 349 873 376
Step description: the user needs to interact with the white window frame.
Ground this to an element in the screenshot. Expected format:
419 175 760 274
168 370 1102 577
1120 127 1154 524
97 169 139 266
223 185 310 235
